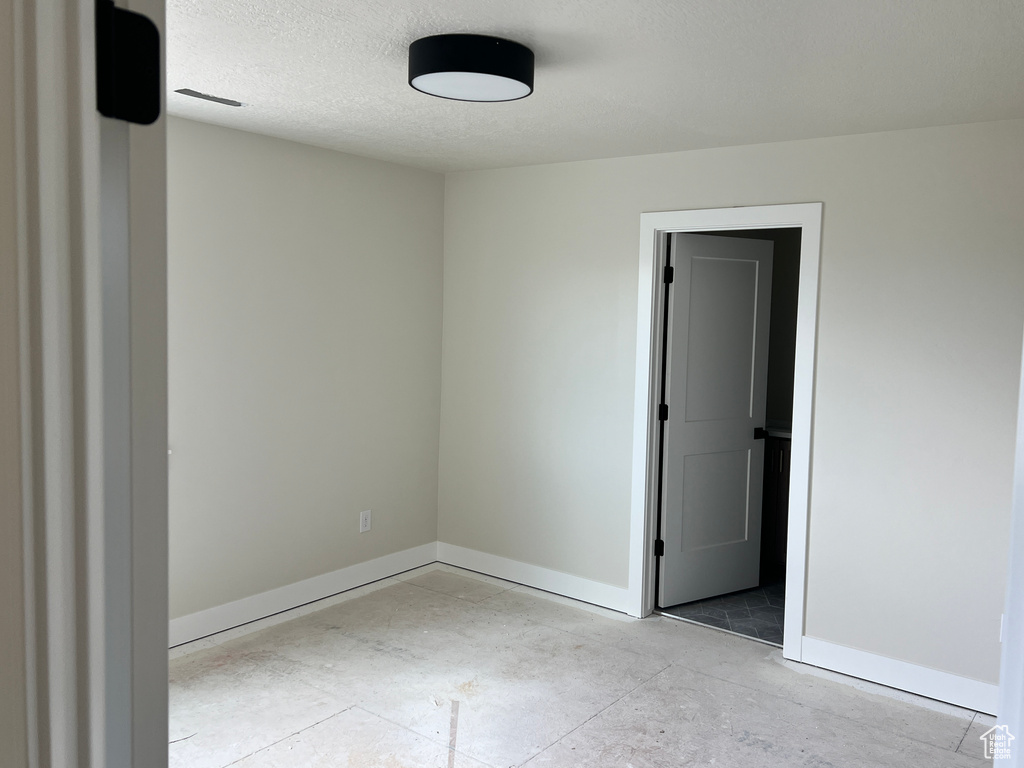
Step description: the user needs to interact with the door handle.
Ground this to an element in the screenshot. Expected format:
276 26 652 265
754 427 769 440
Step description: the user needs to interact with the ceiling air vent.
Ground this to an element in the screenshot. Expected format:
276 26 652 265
174 88 243 107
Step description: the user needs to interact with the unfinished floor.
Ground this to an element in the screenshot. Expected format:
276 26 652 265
169 565 993 767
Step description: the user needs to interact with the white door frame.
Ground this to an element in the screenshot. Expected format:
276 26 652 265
627 202 823 665
5 0 168 763
997 324 1024 763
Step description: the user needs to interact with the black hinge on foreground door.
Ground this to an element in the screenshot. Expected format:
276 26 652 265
663 265 674 284
96 0 161 125
654 539 665 557
658 403 669 421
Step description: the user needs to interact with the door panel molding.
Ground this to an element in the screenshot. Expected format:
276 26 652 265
628 203 823 670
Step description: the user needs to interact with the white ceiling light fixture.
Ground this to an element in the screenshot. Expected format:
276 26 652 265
408 33 534 103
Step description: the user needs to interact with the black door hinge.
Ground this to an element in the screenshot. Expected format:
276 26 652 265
96 0 161 125
658 403 668 421
654 539 665 557
663 265 674 284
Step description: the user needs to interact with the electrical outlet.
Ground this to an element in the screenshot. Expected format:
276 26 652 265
360 509 371 533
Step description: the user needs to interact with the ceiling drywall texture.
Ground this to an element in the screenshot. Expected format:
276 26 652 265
167 0 1024 172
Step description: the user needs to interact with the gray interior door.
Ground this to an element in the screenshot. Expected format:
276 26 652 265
658 233 774 607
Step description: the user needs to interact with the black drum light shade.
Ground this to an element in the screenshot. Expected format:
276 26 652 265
408 34 534 102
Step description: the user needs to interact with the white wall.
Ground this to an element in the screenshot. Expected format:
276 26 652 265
439 120 1024 686
168 118 444 619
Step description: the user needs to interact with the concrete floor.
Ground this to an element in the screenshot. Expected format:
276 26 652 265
169 565 993 767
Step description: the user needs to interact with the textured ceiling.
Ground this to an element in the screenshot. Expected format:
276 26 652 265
167 0 1024 172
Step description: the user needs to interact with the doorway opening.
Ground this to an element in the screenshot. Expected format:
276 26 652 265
627 203 822 665
655 228 801 647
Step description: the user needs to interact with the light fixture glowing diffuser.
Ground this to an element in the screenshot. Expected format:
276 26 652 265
409 34 534 102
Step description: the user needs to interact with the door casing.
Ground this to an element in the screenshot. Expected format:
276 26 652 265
6 0 168 763
627 203 823 665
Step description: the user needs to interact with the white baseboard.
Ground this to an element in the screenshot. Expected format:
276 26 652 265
168 542 438 647
437 542 632 614
800 636 998 715
167 542 1000 715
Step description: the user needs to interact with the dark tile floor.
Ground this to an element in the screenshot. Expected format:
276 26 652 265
660 580 786 646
